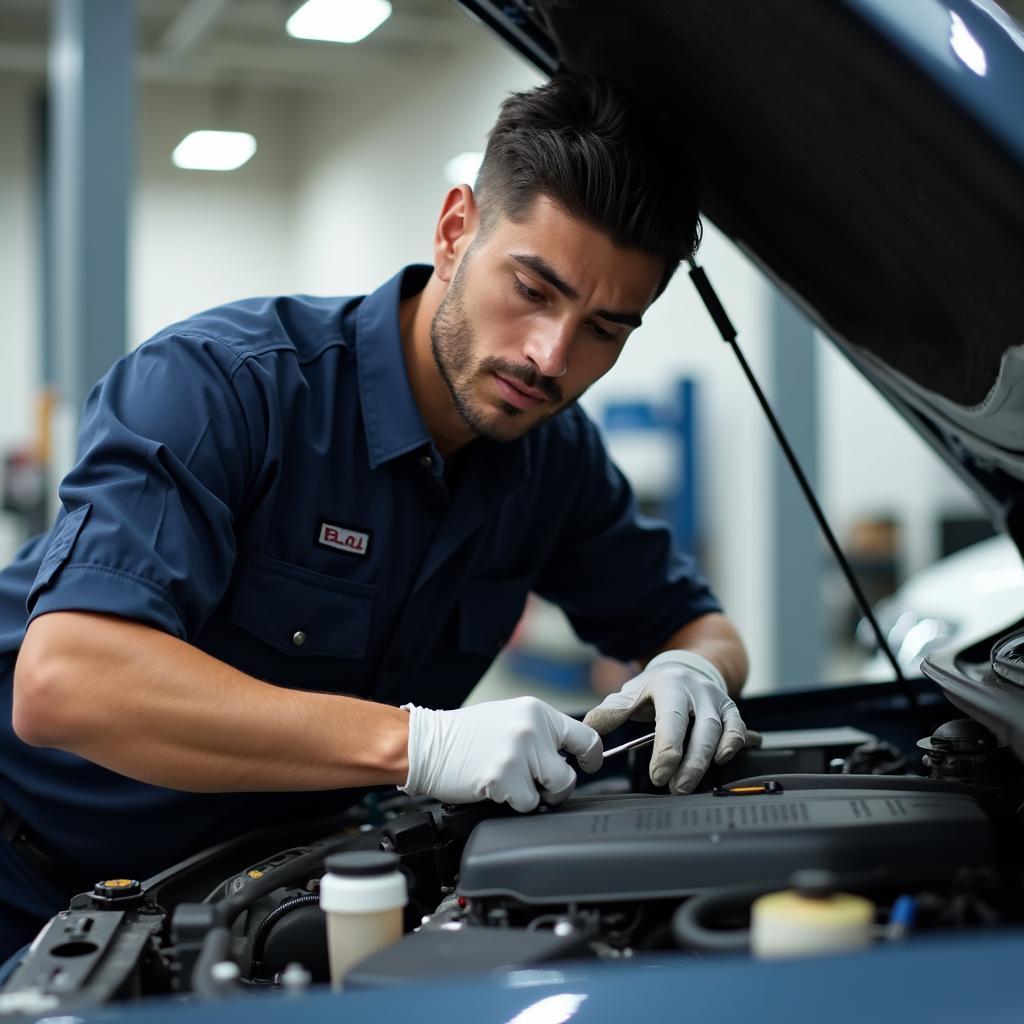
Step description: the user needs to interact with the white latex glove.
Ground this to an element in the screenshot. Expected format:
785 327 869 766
399 697 603 813
583 650 746 794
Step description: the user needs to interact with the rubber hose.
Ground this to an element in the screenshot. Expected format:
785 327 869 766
671 882 774 953
191 926 236 999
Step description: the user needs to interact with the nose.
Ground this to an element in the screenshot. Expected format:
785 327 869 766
522 321 572 379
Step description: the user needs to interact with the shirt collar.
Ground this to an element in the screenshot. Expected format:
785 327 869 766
355 264 434 470
354 264 532 493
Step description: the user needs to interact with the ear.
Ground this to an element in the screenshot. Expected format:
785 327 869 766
433 185 479 284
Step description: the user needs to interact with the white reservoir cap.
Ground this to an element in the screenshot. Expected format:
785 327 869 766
751 885 875 960
320 851 407 914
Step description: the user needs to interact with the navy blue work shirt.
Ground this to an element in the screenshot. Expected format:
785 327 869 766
0 264 720 880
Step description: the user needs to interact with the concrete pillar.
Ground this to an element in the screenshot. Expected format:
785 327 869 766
48 0 135 424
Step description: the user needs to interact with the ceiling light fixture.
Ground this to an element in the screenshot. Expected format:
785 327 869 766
286 0 393 44
171 130 257 171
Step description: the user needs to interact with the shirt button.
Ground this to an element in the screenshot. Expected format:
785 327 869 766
291 630 307 647
419 455 433 469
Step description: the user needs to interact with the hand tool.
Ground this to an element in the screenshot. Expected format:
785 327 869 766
601 728 763 760
602 731 656 760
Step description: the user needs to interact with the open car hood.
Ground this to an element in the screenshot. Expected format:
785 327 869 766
458 0 1024 546
456 0 1024 755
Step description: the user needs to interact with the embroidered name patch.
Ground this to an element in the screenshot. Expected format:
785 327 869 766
317 520 371 557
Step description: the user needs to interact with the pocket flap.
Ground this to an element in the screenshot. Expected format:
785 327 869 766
29 503 93 601
229 552 375 659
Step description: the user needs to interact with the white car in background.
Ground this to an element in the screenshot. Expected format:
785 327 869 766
860 535 1024 678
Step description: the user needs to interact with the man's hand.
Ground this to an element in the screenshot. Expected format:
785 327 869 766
583 650 746 794
399 697 603 812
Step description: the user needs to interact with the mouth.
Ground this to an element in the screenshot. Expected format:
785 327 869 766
493 372 547 410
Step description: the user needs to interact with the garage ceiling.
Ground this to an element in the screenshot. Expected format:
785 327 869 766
0 0 468 91
0 0 1019 92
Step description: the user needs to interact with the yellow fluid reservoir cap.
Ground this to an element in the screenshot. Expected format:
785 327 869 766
93 878 142 900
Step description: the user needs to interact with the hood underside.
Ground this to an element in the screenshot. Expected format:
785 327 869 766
460 0 1024 545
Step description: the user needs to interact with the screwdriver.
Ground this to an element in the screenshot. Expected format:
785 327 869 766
602 731 657 759
601 728 763 760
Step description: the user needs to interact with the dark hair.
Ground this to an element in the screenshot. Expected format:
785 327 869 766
475 73 701 297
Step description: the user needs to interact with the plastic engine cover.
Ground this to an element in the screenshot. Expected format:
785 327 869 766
457 789 992 904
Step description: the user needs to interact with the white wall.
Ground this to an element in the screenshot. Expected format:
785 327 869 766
0 75 42 562
289 34 543 294
132 83 305 344
818 336 985 577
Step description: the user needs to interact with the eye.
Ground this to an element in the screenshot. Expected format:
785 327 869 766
588 320 620 342
513 276 545 302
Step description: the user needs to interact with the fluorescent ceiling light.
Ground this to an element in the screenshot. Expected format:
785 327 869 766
172 130 257 171
286 0 392 44
444 151 484 187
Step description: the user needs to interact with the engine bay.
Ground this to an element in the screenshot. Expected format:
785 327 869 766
2 678 1021 1017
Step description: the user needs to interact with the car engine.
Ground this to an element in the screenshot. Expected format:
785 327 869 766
1 679 1021 1018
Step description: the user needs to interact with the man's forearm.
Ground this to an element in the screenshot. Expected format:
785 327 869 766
647 612 748 698
13 611 409 792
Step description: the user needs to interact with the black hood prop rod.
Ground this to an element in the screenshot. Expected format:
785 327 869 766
687 258 925 732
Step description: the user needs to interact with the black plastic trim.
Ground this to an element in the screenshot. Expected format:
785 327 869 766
451 0 559 74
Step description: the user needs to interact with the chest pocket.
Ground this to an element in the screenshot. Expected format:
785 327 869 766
229 552 376 659
459 575 532 657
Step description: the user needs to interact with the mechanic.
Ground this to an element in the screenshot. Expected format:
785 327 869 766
0 73 747 957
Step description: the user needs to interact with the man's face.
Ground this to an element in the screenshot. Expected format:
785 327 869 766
430 195 664 444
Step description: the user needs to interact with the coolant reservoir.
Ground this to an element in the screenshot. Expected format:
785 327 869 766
751 870 875 960
320 851 408 989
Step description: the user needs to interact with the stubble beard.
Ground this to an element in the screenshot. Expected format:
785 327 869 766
430 256 567 444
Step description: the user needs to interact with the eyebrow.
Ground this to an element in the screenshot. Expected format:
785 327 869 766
509 252 644 329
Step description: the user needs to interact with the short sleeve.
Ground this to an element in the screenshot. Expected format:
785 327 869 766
533 409 722 662
26 332 261 640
